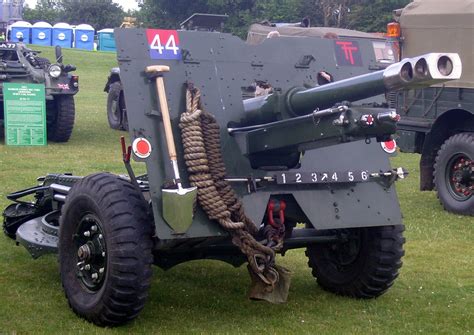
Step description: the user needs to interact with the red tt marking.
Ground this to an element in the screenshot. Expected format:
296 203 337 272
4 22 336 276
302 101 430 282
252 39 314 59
336 41 358 65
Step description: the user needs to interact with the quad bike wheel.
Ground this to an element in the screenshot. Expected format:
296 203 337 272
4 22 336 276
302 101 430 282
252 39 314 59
306 225 405 298
107 82 128 131
59 173 153 326
47 95 75 142
434 133 474 216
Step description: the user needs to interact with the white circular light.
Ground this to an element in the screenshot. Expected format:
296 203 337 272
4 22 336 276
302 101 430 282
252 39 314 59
132 137 152 159
48 64 62 78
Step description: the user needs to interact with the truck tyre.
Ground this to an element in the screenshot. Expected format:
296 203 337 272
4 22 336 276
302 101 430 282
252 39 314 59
47 95 75 142
306 225 405 298
434 133 474 216
107 81 124 130
59 173 153 326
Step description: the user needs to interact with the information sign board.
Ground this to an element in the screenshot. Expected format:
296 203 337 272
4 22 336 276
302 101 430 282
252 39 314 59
3 83 46 146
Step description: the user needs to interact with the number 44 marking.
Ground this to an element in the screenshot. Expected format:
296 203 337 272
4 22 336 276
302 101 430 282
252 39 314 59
150 34 179 55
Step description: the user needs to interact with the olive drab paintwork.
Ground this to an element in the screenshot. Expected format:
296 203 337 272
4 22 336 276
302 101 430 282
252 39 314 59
393 0 474 215
114 27 459 238
2 20 463 326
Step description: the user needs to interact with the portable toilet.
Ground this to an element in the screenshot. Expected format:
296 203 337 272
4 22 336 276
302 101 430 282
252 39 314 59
32 22 52 46
97 28 116 52
74 24 94 50
10 21 32 43
53 22 73 48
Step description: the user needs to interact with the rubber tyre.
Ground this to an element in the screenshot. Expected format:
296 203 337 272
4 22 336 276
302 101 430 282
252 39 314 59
59 173 153 326
47 95 75 142
106 82 122 130
306 225 405 298
433 133 474 216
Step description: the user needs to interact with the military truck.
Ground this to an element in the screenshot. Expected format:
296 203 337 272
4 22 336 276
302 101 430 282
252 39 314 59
389 0 473 215
105 16 397 131
3 23 461 326
0 42 79 142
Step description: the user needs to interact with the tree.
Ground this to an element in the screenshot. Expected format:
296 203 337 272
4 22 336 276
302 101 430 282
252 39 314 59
24 0 125 30
23 0 61 23
346 0 410 32
58 0 125 30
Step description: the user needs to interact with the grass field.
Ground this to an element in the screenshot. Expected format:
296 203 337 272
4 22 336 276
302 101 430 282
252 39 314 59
0 47 472 334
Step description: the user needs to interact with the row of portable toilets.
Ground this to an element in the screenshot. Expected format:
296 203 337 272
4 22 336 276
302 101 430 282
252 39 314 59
9 21 116 51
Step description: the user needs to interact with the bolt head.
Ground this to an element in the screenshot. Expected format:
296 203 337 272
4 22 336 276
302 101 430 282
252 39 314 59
84 231 91 237
84 264 91 270
91 273 98 279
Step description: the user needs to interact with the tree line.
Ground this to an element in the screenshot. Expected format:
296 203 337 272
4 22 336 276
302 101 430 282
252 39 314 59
24 0 410 36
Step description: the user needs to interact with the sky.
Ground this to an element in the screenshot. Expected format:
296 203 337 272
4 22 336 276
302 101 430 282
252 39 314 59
23 0 140 11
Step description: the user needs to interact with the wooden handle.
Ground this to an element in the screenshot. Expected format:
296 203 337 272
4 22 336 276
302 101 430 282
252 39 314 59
154 75 177 161
145 65 170 74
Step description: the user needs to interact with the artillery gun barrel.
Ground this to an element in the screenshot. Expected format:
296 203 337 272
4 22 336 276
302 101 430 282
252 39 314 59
243 53 462 118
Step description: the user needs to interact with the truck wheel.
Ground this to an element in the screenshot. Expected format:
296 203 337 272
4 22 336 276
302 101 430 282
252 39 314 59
434 133 474 215
47 95 75 142
306 225 405 298
107 82 123 130
59 173 153 326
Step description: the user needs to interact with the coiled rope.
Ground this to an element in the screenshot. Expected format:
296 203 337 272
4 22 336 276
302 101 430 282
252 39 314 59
179 87 279 287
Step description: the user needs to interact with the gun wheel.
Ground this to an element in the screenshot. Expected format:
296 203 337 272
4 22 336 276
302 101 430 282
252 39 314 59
59 173 153 327
434 133 474 216
306 225 405 298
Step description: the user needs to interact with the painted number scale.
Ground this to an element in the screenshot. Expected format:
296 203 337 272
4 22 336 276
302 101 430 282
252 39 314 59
276 170 370 184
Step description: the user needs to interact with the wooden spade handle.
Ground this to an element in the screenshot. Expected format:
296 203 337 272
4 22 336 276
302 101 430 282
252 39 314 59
145 65 176 161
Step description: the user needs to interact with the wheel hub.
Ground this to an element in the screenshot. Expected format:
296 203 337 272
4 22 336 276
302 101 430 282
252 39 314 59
77 244 92 261
327 229 361 269
74 214 107 291
448 155 473 199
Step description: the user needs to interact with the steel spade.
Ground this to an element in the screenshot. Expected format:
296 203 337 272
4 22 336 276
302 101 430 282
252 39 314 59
145 65 197 233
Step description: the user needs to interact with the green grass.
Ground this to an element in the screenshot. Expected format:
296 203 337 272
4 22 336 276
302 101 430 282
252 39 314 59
0 47 472 334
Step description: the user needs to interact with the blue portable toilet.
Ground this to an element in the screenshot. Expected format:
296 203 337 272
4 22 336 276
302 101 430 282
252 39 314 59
74 24 94 50
32 22 52 46
9 21 32 43
53 22 73 48
97 29 116 52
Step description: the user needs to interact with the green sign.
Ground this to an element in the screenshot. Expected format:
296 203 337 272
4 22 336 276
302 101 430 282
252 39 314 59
3 83 46 146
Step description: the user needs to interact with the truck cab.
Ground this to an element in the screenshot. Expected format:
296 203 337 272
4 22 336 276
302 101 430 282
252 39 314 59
390 0 473 215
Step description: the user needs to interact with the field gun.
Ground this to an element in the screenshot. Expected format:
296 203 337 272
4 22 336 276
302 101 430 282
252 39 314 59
231 53 461 168
2 24 462 327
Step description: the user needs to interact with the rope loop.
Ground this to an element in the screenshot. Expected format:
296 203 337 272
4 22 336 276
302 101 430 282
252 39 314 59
179 86 278 288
